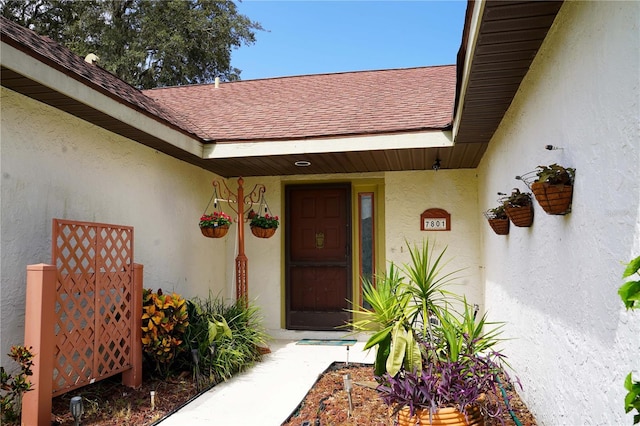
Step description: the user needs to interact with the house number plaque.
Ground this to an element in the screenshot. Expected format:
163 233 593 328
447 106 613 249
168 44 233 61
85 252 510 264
420 208 451 231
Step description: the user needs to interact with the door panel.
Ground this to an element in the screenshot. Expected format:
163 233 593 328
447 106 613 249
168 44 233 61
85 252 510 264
286 184 351 330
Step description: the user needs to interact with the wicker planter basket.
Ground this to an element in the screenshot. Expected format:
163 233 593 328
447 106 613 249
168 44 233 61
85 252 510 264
200 225 229 238
251 226 276 239
397 405 484 426
505 205 534 227
531 182 573 215
488 218 510 235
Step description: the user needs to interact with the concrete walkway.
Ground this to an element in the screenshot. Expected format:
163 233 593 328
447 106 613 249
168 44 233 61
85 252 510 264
158 331 374 426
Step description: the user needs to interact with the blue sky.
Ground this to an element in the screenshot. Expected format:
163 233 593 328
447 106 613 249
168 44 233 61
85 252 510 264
232 1 467 80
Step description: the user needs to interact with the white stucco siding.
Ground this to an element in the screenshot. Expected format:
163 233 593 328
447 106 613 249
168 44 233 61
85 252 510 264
0 88 228 366
384 169 484 308
477 2 639 424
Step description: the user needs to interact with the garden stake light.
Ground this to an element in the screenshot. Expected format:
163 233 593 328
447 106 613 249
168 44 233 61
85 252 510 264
343 374 353 417
150 391 156 411
70 396 83 426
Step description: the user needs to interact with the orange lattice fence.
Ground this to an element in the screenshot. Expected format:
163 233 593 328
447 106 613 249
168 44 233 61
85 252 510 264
50 219 139 395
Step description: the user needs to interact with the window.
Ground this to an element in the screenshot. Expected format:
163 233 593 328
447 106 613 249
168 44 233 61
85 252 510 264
359 193 375 308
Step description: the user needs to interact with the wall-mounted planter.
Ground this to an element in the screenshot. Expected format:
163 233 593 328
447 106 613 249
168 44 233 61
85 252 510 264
505 205 534 227
519 164 575 216
487 218 510 235
531 182 573 215
503 188 534 227
485 205 509 235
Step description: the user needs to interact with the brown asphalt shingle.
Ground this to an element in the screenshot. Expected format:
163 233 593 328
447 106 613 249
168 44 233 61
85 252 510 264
0 16 198 136
3 16 455 146
144 66 456 142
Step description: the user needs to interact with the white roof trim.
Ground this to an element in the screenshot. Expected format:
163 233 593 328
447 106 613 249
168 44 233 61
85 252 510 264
452 0 485 142
0 41 204 158
203 130 453 159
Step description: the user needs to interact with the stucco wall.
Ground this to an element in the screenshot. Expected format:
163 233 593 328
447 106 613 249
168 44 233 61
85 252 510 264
477 2 640 424
0 88 229 366
384 169 483 309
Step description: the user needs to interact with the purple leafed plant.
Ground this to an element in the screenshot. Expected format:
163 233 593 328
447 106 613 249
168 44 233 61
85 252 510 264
377 342 510 422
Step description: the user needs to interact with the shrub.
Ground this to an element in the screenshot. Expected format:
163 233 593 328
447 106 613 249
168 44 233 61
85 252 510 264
176 295 268 387
0 345 34 425
141 289 189 377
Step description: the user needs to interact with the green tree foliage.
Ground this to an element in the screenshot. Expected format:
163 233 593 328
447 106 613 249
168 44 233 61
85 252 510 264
1 0 262 88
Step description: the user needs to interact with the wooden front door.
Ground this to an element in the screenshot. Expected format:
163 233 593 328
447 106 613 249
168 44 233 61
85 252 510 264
285 184 352 330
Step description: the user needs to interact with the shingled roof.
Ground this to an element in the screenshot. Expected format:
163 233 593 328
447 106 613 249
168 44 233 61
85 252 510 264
144 66 456 142
2 2 563 177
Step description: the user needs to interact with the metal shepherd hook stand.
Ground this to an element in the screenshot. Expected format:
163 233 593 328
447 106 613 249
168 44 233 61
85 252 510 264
211 177 267 304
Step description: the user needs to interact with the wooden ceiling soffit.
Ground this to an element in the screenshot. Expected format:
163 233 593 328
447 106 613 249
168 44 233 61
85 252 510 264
454 0 563 146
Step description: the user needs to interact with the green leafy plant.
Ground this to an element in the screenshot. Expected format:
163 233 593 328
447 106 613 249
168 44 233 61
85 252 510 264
141 289 189 377
484 204 508 220
199 211 232 228
502 188 532 207
212 297 268 382
619 256 640 310
175 295 268 387
248 210 279 229
619 256 640 424
347 240 461 377
534 163 575 185
178 296 233 389
0 345 34 425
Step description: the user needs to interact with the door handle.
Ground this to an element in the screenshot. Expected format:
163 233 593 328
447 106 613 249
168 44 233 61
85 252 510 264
315 232 325 249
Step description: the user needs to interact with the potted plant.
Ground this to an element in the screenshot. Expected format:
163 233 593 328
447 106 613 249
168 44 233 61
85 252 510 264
348 241 511 425
502 188 534 227
377 304 508 426
199 211 232 238
484 205 509 235
519 164 575 215
248 210 279 239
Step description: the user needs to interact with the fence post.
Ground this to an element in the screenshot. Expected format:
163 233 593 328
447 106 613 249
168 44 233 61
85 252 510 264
122 263 143 388
21 264 56 426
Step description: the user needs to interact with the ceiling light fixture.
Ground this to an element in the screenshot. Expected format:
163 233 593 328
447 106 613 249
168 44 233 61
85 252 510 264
294 160 311 167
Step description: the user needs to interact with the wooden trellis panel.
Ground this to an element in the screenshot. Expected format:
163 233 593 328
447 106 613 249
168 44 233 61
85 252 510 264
51 219 134 396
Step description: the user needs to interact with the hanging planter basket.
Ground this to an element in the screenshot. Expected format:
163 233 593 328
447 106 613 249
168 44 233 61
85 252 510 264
488 218 510 235
505 204 534 227
397 405 484 426
200 225 229 239
531 182 573 215
250 226 276 239
200 186 233 238
247 192 279 239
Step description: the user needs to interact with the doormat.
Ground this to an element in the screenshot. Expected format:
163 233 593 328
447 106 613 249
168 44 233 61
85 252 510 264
296 339 357 346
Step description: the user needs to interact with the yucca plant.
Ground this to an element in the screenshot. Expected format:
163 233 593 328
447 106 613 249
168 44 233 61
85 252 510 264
141 289 189 377
347 240 462 377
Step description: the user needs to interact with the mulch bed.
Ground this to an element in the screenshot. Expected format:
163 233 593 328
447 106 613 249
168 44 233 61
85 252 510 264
282 362 537 426
51 371 200 425
50 362 536 425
